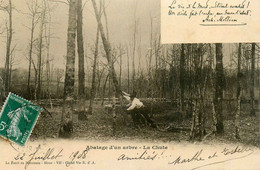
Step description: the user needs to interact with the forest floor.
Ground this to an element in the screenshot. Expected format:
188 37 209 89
31 101 260 148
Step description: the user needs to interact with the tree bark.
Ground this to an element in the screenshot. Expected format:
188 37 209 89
250 43 255 116
127 46 130 93
235 43 242 139
76 0 86 119
59 0 77 138
132 14 137 91
36 3 46 101
119 46 122 88
27 10 36 99
180 44 185 114
215 43 224 135
77 0 85 96
89 6 101 114
4 0 13 96
0 76 4 104
148 14 153 98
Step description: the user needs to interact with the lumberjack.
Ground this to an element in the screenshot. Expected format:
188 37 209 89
122 91 156 128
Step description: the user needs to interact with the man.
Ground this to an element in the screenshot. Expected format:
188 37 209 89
122 91 156 128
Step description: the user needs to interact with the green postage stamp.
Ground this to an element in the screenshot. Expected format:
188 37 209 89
0 93 41 146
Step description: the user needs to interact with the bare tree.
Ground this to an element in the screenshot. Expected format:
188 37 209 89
76 0 87 119
190 44 205 141
1 0 13 96
118 45 124 89
147 13 153 97
235 43 242 139
26 0 40 99
8 45 17 91
131 1 138 91
215 43 224 135
45 5 52 105
127 45 130 92
77 0 85 96
0 76 4 104
250 43 256 116
89 0 102 114
59 0 77 138
36 0 47 100
179 44 185 115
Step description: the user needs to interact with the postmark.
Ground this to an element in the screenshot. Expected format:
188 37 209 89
0 93 42 146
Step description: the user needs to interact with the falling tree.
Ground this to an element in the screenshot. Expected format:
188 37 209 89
91 0 121 95
215 43 224 135
59 0 77 138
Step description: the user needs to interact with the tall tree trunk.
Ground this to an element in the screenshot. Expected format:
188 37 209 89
215 43 224 135
0 76 4 104
89 8 101 114
9 60 12 91
91 0 121 95
148 14 153 98
250 43 256 116
59 0 77 138
45 8 52 107
132 18 137 91
235 43 242 139
119 46 122 88
27 12 36 99
180 44 185 115
36 5 45 101
127 46 130 93
77 0 85 96
190 44 204 141
209 44 217 134
4 0 13 96
77 0 86 120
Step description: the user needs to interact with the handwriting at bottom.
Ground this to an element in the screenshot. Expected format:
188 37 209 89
168 149 205 165
117 150 158 161
167 145 254 170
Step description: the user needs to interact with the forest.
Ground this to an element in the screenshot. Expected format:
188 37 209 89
0 0 259 147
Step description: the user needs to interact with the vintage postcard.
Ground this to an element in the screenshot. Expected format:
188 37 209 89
0 0 259 169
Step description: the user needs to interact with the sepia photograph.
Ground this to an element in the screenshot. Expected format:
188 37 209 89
0 0 259 169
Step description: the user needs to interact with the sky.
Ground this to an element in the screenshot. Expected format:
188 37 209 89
0 0 234 72
0 0 160 69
